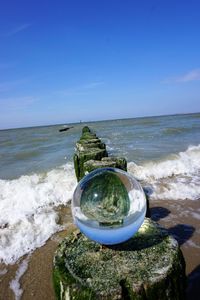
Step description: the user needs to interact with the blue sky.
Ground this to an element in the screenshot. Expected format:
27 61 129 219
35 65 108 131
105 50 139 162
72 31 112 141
0 0 200 129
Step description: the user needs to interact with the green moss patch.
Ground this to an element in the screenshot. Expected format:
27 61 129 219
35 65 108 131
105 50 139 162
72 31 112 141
53 219 186 299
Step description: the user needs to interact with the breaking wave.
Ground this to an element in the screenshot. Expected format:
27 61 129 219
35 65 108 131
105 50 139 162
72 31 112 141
128 144 200 201
0 163 76 264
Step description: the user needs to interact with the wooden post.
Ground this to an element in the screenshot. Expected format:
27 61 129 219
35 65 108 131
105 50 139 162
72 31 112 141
53 218 186 300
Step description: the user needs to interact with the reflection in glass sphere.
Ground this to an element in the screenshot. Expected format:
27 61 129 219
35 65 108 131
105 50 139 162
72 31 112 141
72 167 146 245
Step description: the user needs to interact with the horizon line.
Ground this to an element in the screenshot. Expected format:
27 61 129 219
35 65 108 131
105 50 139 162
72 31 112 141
1 111 200 131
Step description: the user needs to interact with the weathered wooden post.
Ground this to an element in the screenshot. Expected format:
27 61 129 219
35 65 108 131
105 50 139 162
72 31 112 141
73 126 127 181
73 126 150 217
53 219 186 300
53 127 186 300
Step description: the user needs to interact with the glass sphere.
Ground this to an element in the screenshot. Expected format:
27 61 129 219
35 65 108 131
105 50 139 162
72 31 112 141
72 167 146 245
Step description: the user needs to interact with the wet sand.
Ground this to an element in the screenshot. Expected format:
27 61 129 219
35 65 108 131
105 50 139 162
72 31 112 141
0 200 200 300
150 198 200 299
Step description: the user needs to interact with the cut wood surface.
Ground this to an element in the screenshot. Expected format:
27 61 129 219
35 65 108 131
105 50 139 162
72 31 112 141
53 218 186 300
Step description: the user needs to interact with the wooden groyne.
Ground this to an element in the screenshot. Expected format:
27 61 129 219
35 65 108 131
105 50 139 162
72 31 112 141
53 126 186 300
73 126 150 217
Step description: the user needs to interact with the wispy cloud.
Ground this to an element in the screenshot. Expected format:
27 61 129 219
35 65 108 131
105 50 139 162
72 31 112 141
0 96 39 111
0 79 28 92
56 81 104 97
176 69 200 82
81 81 104 89
2 23 31 37
163 69 200 84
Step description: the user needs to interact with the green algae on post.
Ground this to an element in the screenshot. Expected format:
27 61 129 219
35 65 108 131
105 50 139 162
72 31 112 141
53 219 186 300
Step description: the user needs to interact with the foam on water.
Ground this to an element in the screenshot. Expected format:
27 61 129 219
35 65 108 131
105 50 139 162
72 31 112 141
191 212 200 220
128 144 200 201
0 163 76 264
0 268 7 275
9 255 30 300
186 239 200 249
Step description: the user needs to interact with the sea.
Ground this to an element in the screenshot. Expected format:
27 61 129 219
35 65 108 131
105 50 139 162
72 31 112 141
0 112 200 267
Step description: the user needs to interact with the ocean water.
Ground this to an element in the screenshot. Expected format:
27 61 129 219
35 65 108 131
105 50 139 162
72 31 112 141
0 113 200 264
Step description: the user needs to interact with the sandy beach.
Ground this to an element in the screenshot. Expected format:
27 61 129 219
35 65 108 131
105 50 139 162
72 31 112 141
150 198 200 299
0 198 200 300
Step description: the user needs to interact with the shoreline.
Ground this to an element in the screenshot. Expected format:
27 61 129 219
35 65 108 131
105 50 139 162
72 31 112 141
0 199 200 299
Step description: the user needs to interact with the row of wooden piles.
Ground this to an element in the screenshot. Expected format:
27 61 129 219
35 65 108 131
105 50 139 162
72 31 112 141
53 126 186 300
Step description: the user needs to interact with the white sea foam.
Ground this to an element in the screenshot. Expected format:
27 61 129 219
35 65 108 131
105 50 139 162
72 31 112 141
9 255 30 300
128 144 200 180
186 239 200 249
0 268 7 275
190 212 200 220
106 145 114 151
128 144 200 201
0 163 76 264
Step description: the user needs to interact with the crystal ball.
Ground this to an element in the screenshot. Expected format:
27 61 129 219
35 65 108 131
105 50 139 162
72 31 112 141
72 167 146 245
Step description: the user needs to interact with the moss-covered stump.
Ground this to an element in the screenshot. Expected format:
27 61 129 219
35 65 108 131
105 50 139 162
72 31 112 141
53 218 186 300
74 148 108 181
73 127 129 182
84 157 127 174
73 127 108 181
73 127 150 217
